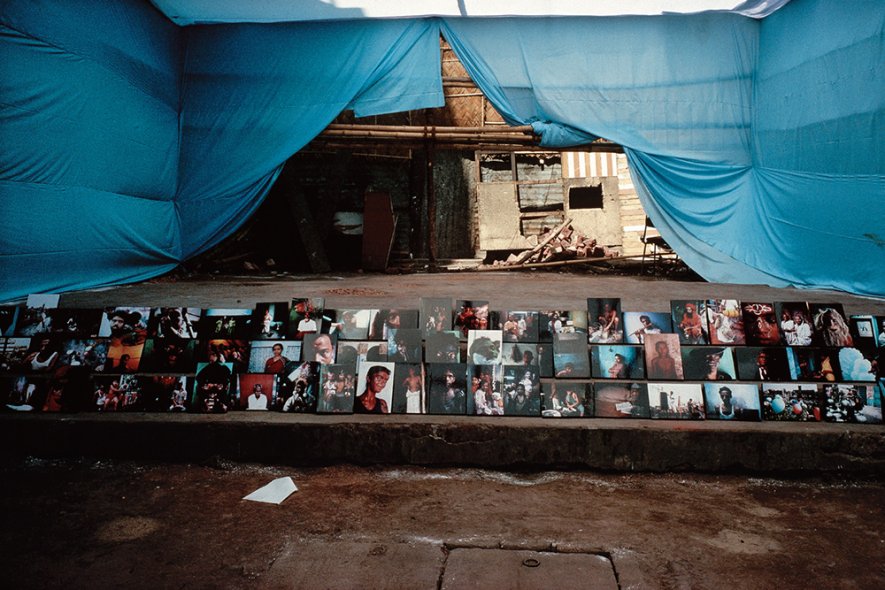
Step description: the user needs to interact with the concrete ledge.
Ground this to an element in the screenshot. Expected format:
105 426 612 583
1 414 883 475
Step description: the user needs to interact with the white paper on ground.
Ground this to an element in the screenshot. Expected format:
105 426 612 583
243 477 298 504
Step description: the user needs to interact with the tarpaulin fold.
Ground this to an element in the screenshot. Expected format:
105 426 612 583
1 0 882 300
441 0 884 296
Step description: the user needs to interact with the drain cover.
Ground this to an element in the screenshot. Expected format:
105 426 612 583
441 549 617 590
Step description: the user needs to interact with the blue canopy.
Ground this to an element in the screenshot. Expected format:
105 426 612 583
1 0 882 301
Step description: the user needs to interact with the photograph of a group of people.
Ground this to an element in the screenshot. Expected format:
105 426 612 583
1 294 882 422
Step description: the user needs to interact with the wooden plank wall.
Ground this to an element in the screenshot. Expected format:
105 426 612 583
616 154 647 257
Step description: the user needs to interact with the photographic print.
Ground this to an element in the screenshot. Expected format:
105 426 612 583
792 348 842 382
876 317 885 349
38 376 67 412
354 362 395 414
249 340 301 374
26 294 60 308
647 382 705 419
644 334 683 380
425 330 460 364
200 308 252 340
46 308 103 338
288 298 324 339
823 383 881 424
105 338 144 373
704 299 745 345
387 329 423 363
335 340 387 372
98 307 150 343
590 345 645 380
15 295 59 337
1 375 48 412
704 383 761 421
466 330 503 365
774 302 813 346
134 375 191 412
849 315 879 348
586 298 623 343
540 310 590 342
147 307 200 339
502 365 542 416
193 357 234 413
250 302 289 340
553 333 590 378
761 383 822 422
501 342 538 366
623 312 671 344
681 347 735 381
0 338 31 373
277 361 318 413
493 310 539 343
735 347 790 381
420 298 453 337
543 381 592 418
0 306 21 337
368 309 419 341
200 339 249 374
331 309 372 341
536 343 555 378
301 333 337 365
671 300 708 345
741 302 781 346
392 363 424 414
468 364 504 415
593 382 649 418
238 374 275 410
454 300 491 339
838 347 878 382
809 303 853 347
93 375 142 412
426 363 468 415
139 338 196 373
23 336 62 374
787 347 820 381
317 364 356 414
538 310 561 342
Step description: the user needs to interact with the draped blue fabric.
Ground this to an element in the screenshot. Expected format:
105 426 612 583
1 0 183 299
0 1 443 301
2 0 882 300
176 18 443 258
441 0 885 296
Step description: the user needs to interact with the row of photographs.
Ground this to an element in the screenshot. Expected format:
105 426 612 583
2 331 881 384
4 295 883 350
3 363 882 424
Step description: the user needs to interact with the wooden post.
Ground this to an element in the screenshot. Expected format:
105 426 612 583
286 187 331 273
426 127 437 265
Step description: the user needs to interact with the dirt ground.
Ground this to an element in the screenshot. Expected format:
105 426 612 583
2 458 883 589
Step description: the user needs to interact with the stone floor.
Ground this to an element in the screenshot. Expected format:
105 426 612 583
2 458 883 589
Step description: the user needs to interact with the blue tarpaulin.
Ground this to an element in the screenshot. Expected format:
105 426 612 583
1 0 882 301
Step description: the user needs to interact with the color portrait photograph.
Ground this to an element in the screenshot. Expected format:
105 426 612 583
644 334 683 380
591 345 645 380
703 383 761 421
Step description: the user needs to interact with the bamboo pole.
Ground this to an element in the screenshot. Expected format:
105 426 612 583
324 124 534 133
472 254 637 272
320 131 535 141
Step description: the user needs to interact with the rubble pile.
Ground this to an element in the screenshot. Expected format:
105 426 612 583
494 219 615 267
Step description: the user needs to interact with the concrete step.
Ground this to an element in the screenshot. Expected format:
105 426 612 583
2 413 882 476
